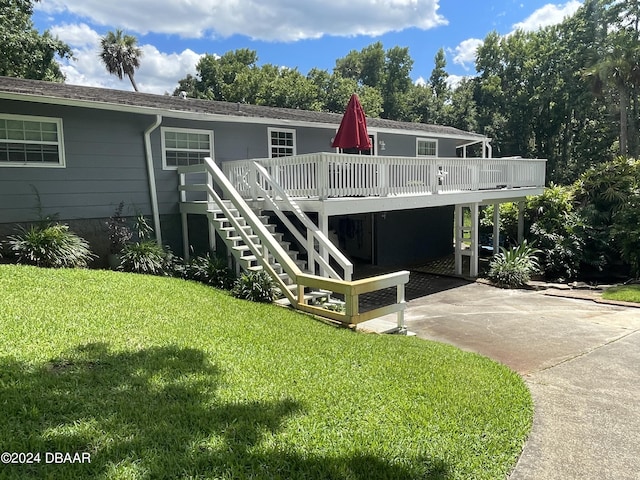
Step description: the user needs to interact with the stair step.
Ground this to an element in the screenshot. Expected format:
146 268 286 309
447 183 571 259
220 225 253 236
228 235 259 245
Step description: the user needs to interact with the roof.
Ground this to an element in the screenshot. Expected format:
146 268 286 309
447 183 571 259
0 76 486 141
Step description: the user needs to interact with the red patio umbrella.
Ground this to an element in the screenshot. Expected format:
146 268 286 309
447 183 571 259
331 93 372 152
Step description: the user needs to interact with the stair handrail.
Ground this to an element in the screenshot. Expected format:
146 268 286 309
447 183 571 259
252 161 354 281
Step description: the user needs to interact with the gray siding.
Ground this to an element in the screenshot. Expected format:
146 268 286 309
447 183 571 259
0 99 153 224
375 132 459 157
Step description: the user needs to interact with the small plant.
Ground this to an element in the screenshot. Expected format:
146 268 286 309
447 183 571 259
119 240 173 276
7 224 95 268
183 253 235 289
488 241 541 288
133 213 154 242
232 270 276 303
106 202 132 254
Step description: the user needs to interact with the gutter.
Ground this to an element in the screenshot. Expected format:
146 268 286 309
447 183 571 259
144 114 163 245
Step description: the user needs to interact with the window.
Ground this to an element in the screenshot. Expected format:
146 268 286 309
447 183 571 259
268 128 296 158
162 127 213 169
0 114 65 167
416 138 438 157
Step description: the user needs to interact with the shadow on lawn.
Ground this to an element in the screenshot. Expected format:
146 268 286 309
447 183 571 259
0 343 449 479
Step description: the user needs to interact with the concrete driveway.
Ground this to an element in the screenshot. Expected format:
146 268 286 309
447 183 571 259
402 281 640 480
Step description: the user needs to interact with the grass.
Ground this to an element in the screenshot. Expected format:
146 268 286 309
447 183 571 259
0 265 532 479
602 284 640 303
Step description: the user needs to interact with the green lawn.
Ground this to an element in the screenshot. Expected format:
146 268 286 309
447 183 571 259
602 284 640 303
0 265 532 479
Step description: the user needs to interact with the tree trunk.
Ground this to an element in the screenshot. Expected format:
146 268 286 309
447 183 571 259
128 72 139 92
619 85 629 155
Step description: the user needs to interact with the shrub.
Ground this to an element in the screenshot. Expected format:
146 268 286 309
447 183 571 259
488 241 541 288
119 240 174 276
232 270 276 303
528 185 585 280
106 202 132 254
183 254 235 289
7 224 95 268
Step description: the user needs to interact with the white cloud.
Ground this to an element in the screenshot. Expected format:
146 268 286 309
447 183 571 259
38 0 447 42
446 74 466 90
452 38 483 69
512 1 582 32
414 76 427 86
51 23 203 94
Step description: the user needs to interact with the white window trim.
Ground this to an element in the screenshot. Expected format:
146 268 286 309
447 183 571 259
161 126 214 170
268 127 297 158
0 113 65 168
416 137 439 157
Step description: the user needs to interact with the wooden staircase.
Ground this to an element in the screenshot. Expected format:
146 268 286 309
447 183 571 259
178 157 409 330
208 200 344 309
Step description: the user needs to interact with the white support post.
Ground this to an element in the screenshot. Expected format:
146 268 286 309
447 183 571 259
181 213 189 261
396 282 406 332
208 220 216 253
454 204 463 276
518 201 525 244
318 212 330 278
470 202 479 278
493 203 501 254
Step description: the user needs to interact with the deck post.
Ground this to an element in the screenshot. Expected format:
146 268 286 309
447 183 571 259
470 202 479 277
517 201 525 243
181 213 189 260
396 281 406 332
493 203 501 253
318 212 330 277
454 204 463 276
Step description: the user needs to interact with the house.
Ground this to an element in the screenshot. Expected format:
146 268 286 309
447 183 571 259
0 75 545 326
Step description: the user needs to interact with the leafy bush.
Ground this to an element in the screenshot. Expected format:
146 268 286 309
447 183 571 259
528 184 585 280
574 156 640 273
106 202 132 254
7 224 95 268
119 240 174 276
611 194 640 278
488 241 541 288
183 254 235 289
232 270 276 303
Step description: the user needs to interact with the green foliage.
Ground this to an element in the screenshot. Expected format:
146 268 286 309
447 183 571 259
106 202 132 254
7 224 95 268
119 240 173 276
183 253 235 289
0 264 532 480
232 270 276 303
488 241 541 288
575 156 640 271
528 184 585 280
611 194 640 277
0 0 72 81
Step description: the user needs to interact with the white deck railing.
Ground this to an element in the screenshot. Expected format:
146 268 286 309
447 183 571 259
224 153 546 200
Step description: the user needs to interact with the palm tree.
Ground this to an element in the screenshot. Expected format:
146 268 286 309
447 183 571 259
99 29 142 92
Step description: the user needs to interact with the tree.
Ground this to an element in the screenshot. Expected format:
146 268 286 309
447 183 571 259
99 29 143 92
0 0 72 81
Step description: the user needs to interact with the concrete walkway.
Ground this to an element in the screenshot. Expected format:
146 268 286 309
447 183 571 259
364 280 640 479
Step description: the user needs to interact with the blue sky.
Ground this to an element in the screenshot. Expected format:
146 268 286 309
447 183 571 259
33 0 583 95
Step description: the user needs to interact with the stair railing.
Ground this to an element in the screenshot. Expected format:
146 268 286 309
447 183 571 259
251 161 354 281
202 158 303 305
